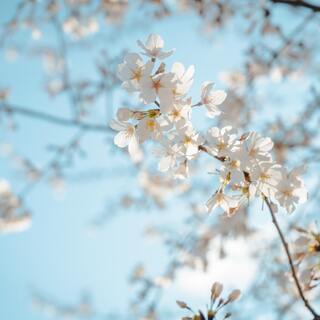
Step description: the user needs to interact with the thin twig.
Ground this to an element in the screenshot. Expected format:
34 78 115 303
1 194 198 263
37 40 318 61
1 104 110 133
264 197 320 320
18 131 84 198
268 10 316 66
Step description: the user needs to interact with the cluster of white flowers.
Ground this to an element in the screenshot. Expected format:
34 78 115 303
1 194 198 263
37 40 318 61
0 179 31 234
111 34 307 215
293 225 320 290
63 16 99 40
204 131 307 215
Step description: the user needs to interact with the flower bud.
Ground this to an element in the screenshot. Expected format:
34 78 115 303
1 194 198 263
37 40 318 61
228 289 241 302
211 282 223 300
176 300 188 309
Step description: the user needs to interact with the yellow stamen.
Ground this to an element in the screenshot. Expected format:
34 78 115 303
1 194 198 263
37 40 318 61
132 69 142 81
184 136 192 145
146 119 156 131
260 172 270 182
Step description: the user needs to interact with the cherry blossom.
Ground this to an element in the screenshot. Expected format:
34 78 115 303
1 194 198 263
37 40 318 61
109 119 142 162
140 72 177 113
250 161 283 198
242 132 274 166
200 81 227 117
117 53 154 92
137 117 162 142
166 99 192 128
137 34 175 60
206 126 237 158
175 125 204 160
171 62 195 100
275 167 307 213
206 191 239 216
154 142 183 173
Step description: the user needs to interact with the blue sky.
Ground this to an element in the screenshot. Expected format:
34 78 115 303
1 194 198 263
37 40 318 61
0 1 317 319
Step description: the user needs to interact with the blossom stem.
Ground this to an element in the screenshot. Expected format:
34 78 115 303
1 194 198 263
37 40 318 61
191 102 202 108
198 145 226 162
264 197 320 320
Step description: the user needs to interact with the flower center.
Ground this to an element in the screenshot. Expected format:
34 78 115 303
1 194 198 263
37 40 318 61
132 69 142 81
309 241 320 253
260 172 270 182
146 119 156 131
249 148 257 157
152 79 162 92
282 190 292 197
184 135 192 145
217 141 226 151
171 110 180 119
230 160 239 169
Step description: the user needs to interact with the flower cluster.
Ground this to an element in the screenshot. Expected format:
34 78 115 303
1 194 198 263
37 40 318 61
204 132 307 215
0 179 31 234
293 225 320 290
111 34 307 215
62 1 128 39
63 16 99 40
177 281 241 320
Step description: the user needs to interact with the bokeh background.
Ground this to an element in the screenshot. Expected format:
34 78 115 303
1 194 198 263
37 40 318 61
0 1 319 319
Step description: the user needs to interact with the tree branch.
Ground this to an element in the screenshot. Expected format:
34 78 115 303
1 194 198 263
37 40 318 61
270 0 320 12
264 197 320 320
1 104 110 133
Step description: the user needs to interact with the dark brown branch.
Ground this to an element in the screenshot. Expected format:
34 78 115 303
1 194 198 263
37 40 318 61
271 0 320 12
1 104 110 133
264 197 320 320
